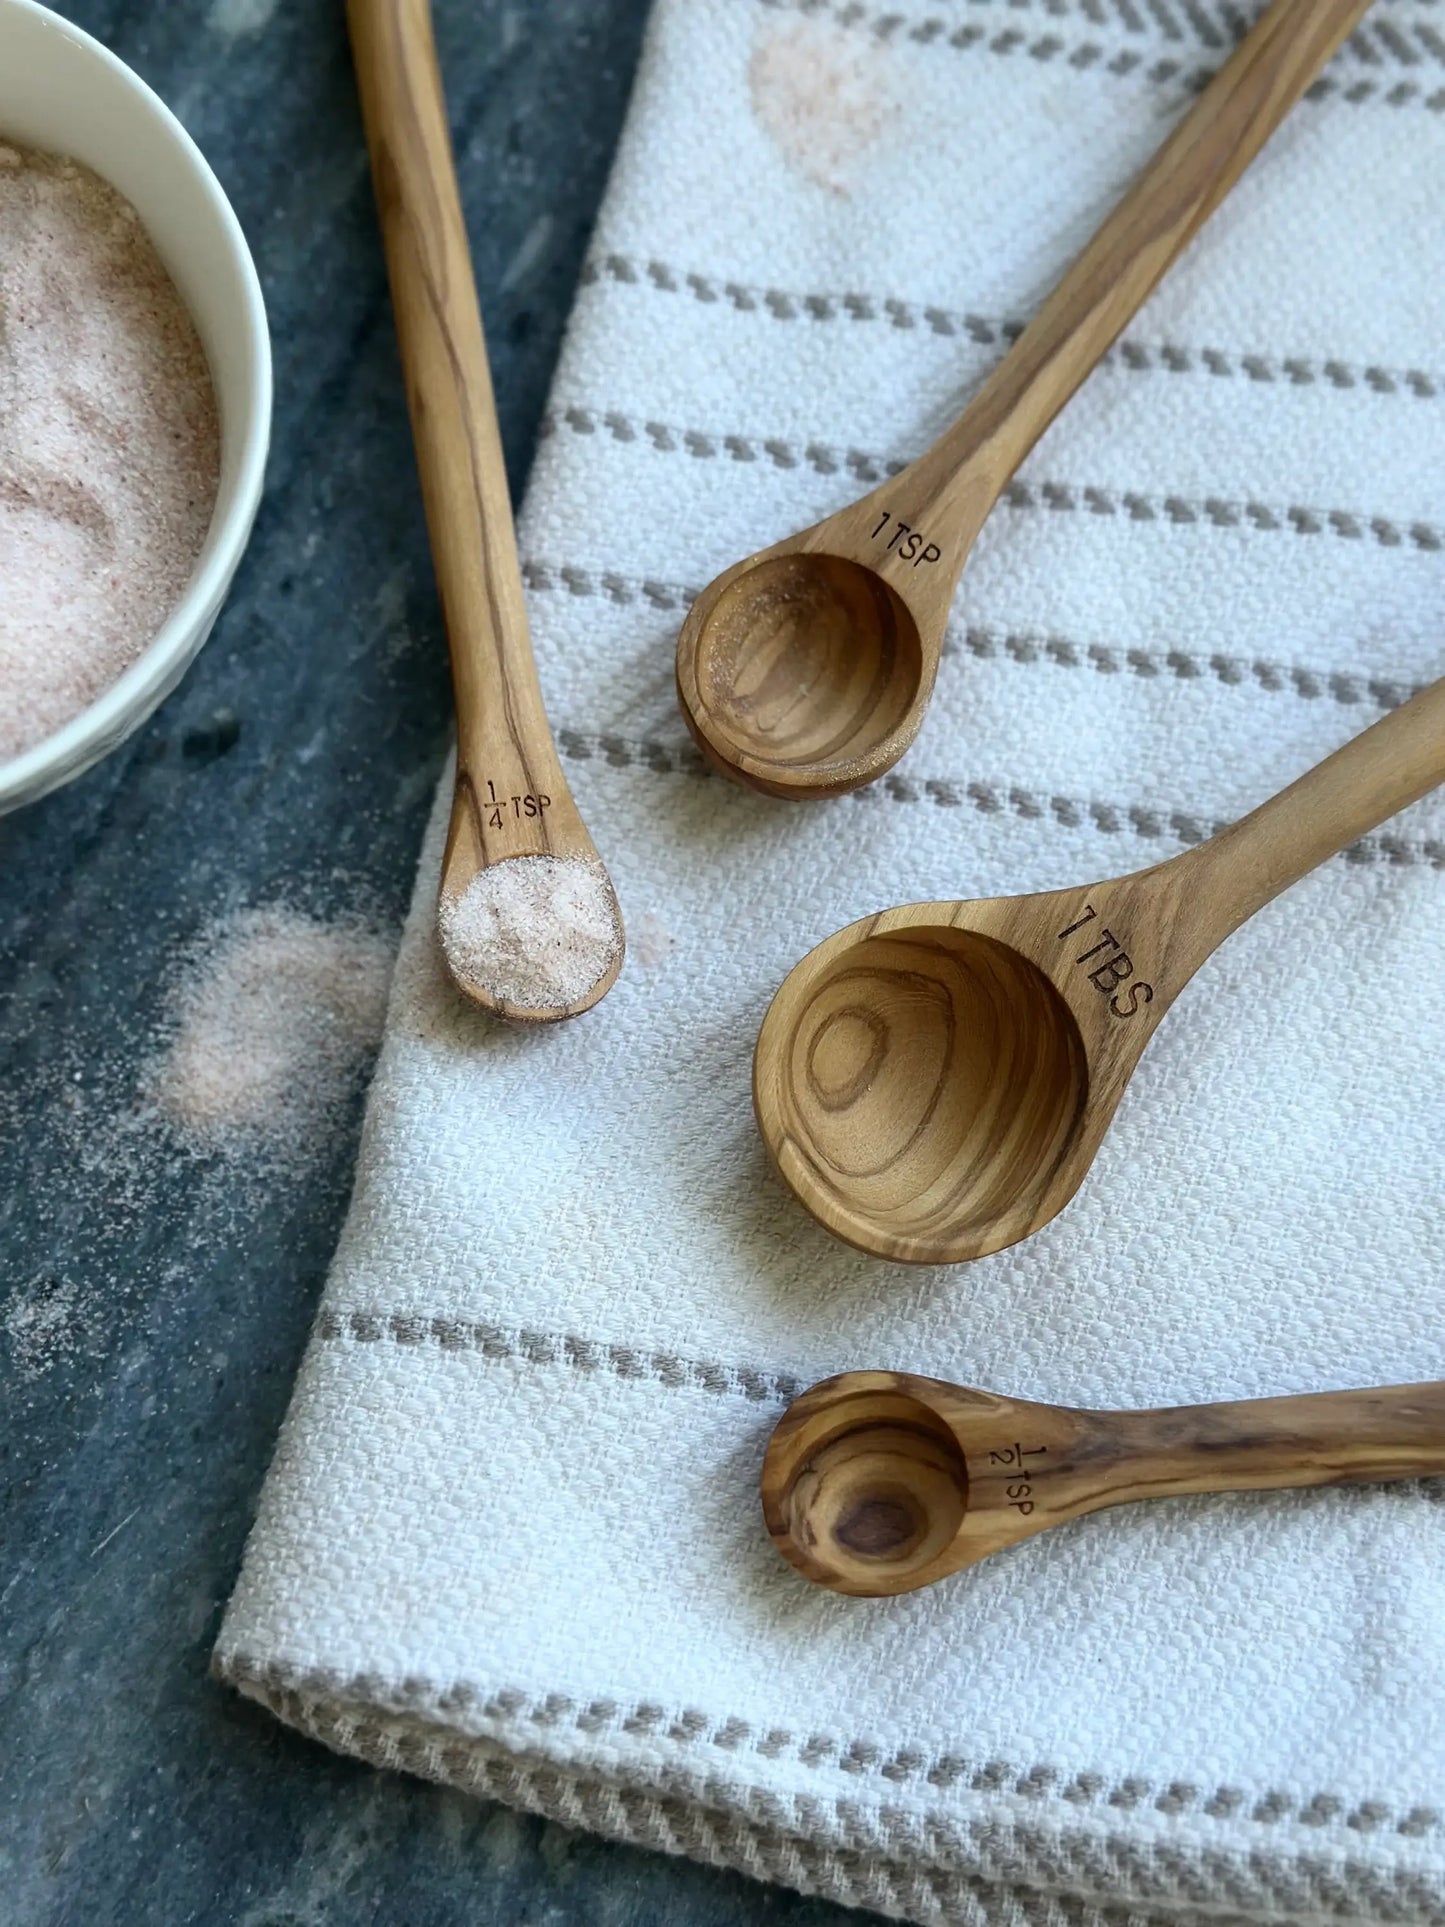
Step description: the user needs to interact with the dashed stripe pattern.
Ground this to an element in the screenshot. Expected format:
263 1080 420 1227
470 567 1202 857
578 253 1445 402
230 1692 1445 1925
204 1677 1232 1927
539 406 1445 551
519 558 1425 711
546 725 1445 870
217 1652 1444 1845
317 1307 802 1404
760 0 1445 64
758 0 1445 110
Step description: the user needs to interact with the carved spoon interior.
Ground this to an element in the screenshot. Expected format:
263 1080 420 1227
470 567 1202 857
753 676 1445 1265
675 0 1373 800
762 1371 1445 1597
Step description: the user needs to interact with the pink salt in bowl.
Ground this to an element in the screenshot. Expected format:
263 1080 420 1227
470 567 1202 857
0 0 271 814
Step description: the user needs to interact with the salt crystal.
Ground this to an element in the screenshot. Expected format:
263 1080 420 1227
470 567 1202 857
438 856 622 1011
2 1274 100 1381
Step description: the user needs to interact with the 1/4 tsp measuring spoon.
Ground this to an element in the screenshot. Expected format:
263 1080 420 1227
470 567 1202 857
350 0 624 1022
675 0 1373 800
753 676 1445 1265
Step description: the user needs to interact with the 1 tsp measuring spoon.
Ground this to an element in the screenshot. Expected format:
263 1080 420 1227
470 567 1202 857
675 0 1373 800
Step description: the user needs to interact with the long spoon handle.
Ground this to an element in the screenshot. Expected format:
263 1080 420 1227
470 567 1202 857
894 0 1372 567
1064 1383 1445 1519
1175 674 1445 949
348 0 576 859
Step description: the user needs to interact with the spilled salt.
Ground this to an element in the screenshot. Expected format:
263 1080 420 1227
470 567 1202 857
630 909 677 970
0 140 220 762
152 908 394 1145
2 1274 100 1381
748 17 898 197
0 907 397 1364
438 856 622 1011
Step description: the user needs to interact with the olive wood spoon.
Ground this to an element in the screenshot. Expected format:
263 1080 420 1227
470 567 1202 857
350 0 623 1021
763 1371 1445 1596
754 675 1445 1264
676 0 1373 801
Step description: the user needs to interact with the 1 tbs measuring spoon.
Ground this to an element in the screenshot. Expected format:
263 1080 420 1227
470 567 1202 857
675 0 1373 800
754 676 1445 1265
762 1371 1445 1596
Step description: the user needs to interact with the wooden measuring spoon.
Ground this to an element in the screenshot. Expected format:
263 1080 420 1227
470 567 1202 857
754 676 1445 1264
762 1371 1445 1596
675 0 1373 801
350 0 623 1022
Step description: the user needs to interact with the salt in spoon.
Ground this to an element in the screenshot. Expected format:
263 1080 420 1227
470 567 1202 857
762 1370 1445 1597
350 0 623 1021
675 0 1373 801
754 676 1445 1264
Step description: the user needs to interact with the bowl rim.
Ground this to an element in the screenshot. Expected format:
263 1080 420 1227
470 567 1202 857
0 0 272 812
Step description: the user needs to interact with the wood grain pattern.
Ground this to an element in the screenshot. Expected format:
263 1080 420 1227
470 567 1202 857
762 1370 1445 1596
754 676 1445 1264
348 0 623 1020
676 0 1375 800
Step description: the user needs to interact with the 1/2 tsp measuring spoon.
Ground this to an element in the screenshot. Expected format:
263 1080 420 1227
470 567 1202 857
762 1370 1445 1596
675 0 1373 800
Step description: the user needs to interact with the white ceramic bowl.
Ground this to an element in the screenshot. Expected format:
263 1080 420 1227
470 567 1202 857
0 0 271 813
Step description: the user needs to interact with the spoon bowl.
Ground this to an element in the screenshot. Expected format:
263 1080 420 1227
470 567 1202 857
677 550 927 798
765 1380 971 1593
757 921 1088 1263
755 676 1445 1263
763 1371 1445 1597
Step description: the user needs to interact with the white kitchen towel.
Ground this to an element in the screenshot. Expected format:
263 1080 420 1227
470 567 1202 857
216 2 1445 1919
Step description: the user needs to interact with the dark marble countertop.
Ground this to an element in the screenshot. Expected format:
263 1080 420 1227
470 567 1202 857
0 4 864 1921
